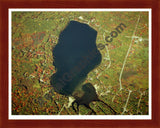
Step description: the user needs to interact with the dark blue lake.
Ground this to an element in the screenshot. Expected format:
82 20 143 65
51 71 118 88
50 21 102 96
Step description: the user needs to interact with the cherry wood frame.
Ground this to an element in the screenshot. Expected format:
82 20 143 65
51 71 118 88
0 0 160 128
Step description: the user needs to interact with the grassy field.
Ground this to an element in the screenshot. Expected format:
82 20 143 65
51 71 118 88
11 11 149 115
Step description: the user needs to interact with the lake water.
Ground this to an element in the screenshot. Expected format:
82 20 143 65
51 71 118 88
50 21 102 96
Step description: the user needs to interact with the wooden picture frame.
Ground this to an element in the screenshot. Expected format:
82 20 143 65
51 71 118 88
0 0 159 128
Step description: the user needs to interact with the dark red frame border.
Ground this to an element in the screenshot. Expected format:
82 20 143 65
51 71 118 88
0 0 159 128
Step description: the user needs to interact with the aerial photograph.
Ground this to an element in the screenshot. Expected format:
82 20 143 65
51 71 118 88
10 10 150 116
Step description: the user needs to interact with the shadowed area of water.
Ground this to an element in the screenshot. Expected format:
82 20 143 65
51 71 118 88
50 21 102 96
